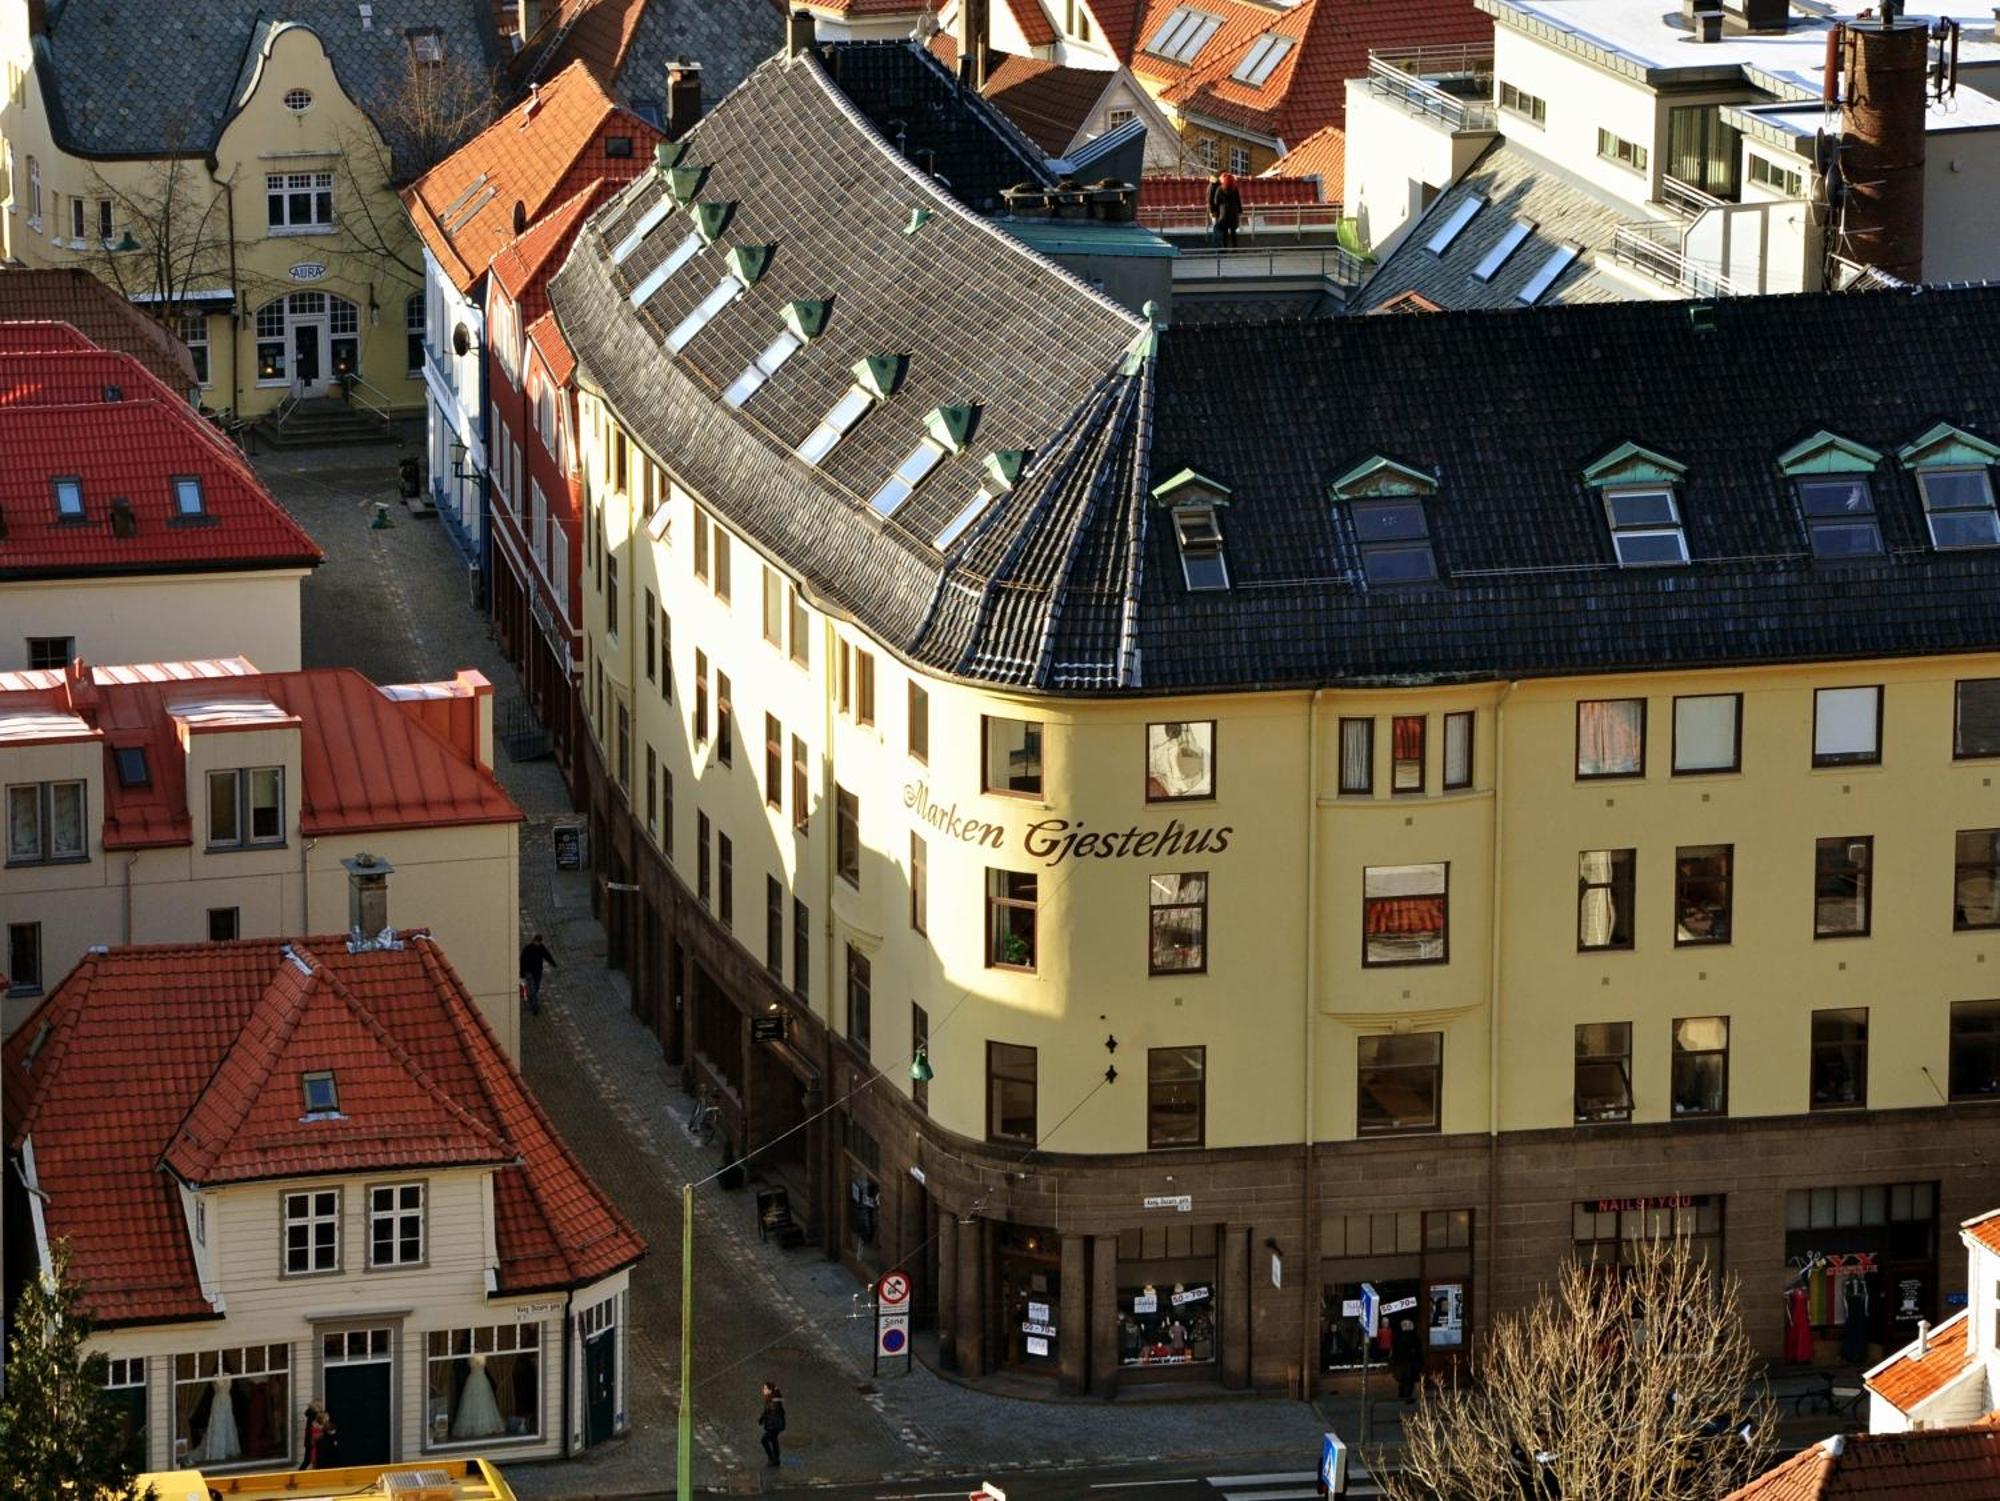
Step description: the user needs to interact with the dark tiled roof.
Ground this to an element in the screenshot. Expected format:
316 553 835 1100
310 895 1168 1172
1357 140 1640 313
513 0 782 120
551 46 1143 679
36 0 504 174
925 34 1116 157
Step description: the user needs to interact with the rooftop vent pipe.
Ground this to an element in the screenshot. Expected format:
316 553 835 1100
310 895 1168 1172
1838 14 1929 281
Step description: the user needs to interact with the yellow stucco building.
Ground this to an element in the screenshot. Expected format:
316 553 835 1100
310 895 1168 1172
545 41 2000 1397
0 0 506 418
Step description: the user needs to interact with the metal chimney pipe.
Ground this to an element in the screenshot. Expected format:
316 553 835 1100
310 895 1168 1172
1840 18 1928 282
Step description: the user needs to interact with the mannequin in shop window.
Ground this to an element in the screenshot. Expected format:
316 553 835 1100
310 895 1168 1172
1784 1278 1814 1364
1841 1277 1871 1365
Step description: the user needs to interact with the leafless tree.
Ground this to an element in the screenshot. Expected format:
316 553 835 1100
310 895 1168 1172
1379 1237 1777 1501
82 126 249 329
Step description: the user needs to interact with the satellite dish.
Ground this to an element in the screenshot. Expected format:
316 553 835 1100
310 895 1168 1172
452 322 472 357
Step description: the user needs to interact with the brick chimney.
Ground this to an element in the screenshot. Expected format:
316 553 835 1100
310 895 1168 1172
666 57 704 142
786 8 817 59
342 853 395 944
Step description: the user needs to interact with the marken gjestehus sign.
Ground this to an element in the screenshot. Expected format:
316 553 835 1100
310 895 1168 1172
903 781 1234 867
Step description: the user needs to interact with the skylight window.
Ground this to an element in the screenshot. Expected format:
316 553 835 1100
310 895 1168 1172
1518 243 1581 304
173 476 205 516
666 276 741 354
870 440 947 518
52 476 83 518
628 233 701 307
1920 470 2000 550
612 197 677 266
1473 221 1534 282
937 489 998 550
1351 499 1438 585
1231 33 1294 84
723 328 803 408
1173 507 1229 590
302 1070 339 1114
1424 196 1484 256
797 386 874 466
1797 478 1883 558
1603 487 1688 566
1146 7 1223 62
114 746 150 787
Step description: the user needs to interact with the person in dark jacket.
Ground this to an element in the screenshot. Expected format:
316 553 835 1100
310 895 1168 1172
1390 1317 1423 1403
758 1382 786 1467
519 935 557 1016
1208 171 1244 248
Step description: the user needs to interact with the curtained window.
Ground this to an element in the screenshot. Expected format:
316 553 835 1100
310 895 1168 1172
1338 718 1374 795
1576 698 1646 778
1577 849 1635 950
1391 716 1426 793
1363 864 1447 966
1813 686 1882 766
1672 694 1739 773
1956 680 2000 759
1443 711 1474 790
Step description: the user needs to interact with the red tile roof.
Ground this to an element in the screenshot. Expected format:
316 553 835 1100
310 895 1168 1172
0 267 200 396
1137 0 1488 150
0 662 521 848
490 177 616 329
1266 120 1345 198
5 934 645 1326
927 33 1116 153
1866 1308 1976 1413
404 60 661 294
1139 172 1320 210
0 344 322 581
1725 1426 2000 1499
1004 0 1059 46
526 309 578 386
1963 1210 2000 1256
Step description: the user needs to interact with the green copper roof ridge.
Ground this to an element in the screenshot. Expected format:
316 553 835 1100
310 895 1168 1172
1581 440 1688 487
1776 429 1884 476
1151 466 1231 505
1328 455 1437 500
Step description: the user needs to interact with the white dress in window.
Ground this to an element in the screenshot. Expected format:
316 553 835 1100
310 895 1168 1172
453 1352 505 1439
201 1374 242 1463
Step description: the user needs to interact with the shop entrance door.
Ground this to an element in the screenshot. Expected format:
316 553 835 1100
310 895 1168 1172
292 321 326 397
585 1327 617 1446
995 1225 1060 1375
323 1329 394 1465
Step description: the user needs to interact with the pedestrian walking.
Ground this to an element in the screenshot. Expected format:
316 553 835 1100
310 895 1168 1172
300 1404 322 1469
314 1408 340 1468
519 934 557 1017
1391 1317 1422 1404
1208 171 1243 248
758 1381 786 1468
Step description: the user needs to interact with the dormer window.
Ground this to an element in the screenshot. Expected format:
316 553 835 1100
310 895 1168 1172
1898 423 2000 551
628 232 701 306
1330 455 1440 585
1584 443 1690 567
798 386 873 465
173 476 205 517
302 1070 339 1114
1797 479 1882 557
408 27 444 65
871 405 974 519
1173 507 1229 590
114 746 150 787
52 476 83 519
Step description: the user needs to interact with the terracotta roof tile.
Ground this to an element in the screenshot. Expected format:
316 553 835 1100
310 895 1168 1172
1004 0 1060 46
0 267 199 395
4 935 644 1326
1266 121 1344 198
1139 172 1320 210
404 60 661 293
490 177 618 329
1963 1210 2000 1255
924 38 1115 153
0 346 322 581
526 310 578 386
1085 0 1145 59
1866 1309 1976 1412
1726 1426 2000 1499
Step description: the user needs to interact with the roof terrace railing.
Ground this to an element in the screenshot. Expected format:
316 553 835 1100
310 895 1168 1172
1611 223 1743 297
1660 174 1729 220
1365 47 1498 133
1171 243 1371 289
1138 201 1348 235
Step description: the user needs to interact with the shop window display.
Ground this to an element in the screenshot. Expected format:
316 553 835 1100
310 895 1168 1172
425 1324 541 1445
172 1345 289 1468
1116 1222 1219 1370
997 1224 1062 1373
1782 1182 1936 1363
1571 1194 1723 1273
1320 1209 1472 1371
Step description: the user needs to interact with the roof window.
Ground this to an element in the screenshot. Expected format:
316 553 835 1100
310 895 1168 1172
1518 243 1580 304
52 476 83 519
302 1070 339 1115
628 232 701 307
173 476 205 517
799 387 875 465
724 330 802 407
666 275 741 353
114 746 150 787
1473 221 1534 282
1232 33 1294 85
1777 431 1885 558
1898 422 2000 551
1330 457 1441 586
1425 196 1483 256
1152 468 1232 591
407 27 444 65
1584 442 1689 567
935 450 1025 551
612 197 677 266
870 405 974 519
1146 7 1223 62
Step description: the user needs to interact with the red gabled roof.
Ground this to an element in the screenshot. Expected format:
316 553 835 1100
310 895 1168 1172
162 952 510 1186
404 60 661 294
0 267 200 396
1266 120 1345 198
0 343 322 581
490 177 617 328
1139 172 1319 210
1865 1308 1976 1413
5 935 645 1326
527 310 578 386
1963 1209 2000 1256
1003 0 1059 46
0 662 521 849
1725 1425 2000 1499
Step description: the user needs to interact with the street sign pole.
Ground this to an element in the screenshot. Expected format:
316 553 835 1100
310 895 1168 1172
677 1183 693 1501
1358 1282 1379 1448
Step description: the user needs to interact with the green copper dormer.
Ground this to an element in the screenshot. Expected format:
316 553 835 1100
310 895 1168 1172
1897 422 2000 470
905 207 935 235
692 200 733 243
925 403 977 454
653 138 689 173
726 244 772 286
1777 430 1885 476
782 299 831 341
1581 441 1689 490
855 354 906 399
983 450 1027 492
1151 467 1231 508
666 162 706 204
1329 456 1437 500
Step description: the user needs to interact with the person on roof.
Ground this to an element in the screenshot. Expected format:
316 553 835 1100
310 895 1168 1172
1209 171 1243 249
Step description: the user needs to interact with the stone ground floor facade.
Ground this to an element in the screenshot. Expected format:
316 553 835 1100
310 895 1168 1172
582 732 2000 1399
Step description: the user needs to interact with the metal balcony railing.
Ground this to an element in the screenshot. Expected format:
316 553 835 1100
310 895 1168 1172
1365 47 1497 133
1660 175 1728 219
1137 201 1347 236
1171 243 1371 289
1611 224 1742 297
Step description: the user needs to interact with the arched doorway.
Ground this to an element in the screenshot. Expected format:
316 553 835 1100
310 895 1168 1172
253 290 361 398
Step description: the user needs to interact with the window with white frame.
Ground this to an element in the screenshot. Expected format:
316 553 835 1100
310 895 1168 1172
254 300 288 383
1231 32 1293 84
426 1325 542 1445
369 1182 425 1267
206 767 284 848
266 171 334 232
1171 506 1229 590
1602 486 1688 566
174 1346 289 1468
628 232 702 306
103 1355 147 1471
869 438 947 517
7 779 86 864
1919 469 2000 550
25 153 40 227
281 1187 340 1274
723 327 802 407
797 385 874 465
666 275 741 353
1145 7 1223 62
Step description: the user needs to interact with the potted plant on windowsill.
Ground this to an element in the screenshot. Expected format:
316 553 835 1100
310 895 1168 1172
999 932 1032 968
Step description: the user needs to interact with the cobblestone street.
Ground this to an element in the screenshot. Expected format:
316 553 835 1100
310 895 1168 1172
267 438 1334 1495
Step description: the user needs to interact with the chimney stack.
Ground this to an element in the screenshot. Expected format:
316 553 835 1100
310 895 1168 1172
786 8 817 60
954 0 993 86
342 852 394 944
1838 16 1929 282
26 0 47 37
666 57 704 142
1917 1318 1931 1354
110 496 136 538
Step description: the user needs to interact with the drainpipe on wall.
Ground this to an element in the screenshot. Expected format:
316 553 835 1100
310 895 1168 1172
1484 680 1519 1351
1298 686 1324 1400
121 853 138 943
821 605 841 1259
302 837 319 933
561 1286 577 1456
219 160 242 426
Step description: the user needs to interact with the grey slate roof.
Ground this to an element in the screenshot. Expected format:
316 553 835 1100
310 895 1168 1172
550 39 2000 698
514 0 783 124
548 46 1146 687
35 0 503 174
1356 139 1647 314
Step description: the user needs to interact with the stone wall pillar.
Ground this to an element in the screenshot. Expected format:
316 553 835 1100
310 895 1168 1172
955 1216 986 1375
1059 1233 1088 1395
1090 1233 1119 1399
936 1210 960 1371
1221 1223 1251 1390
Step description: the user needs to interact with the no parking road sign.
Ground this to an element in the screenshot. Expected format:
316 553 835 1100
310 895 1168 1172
877 1270 912 1309
874 1268 914 1373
